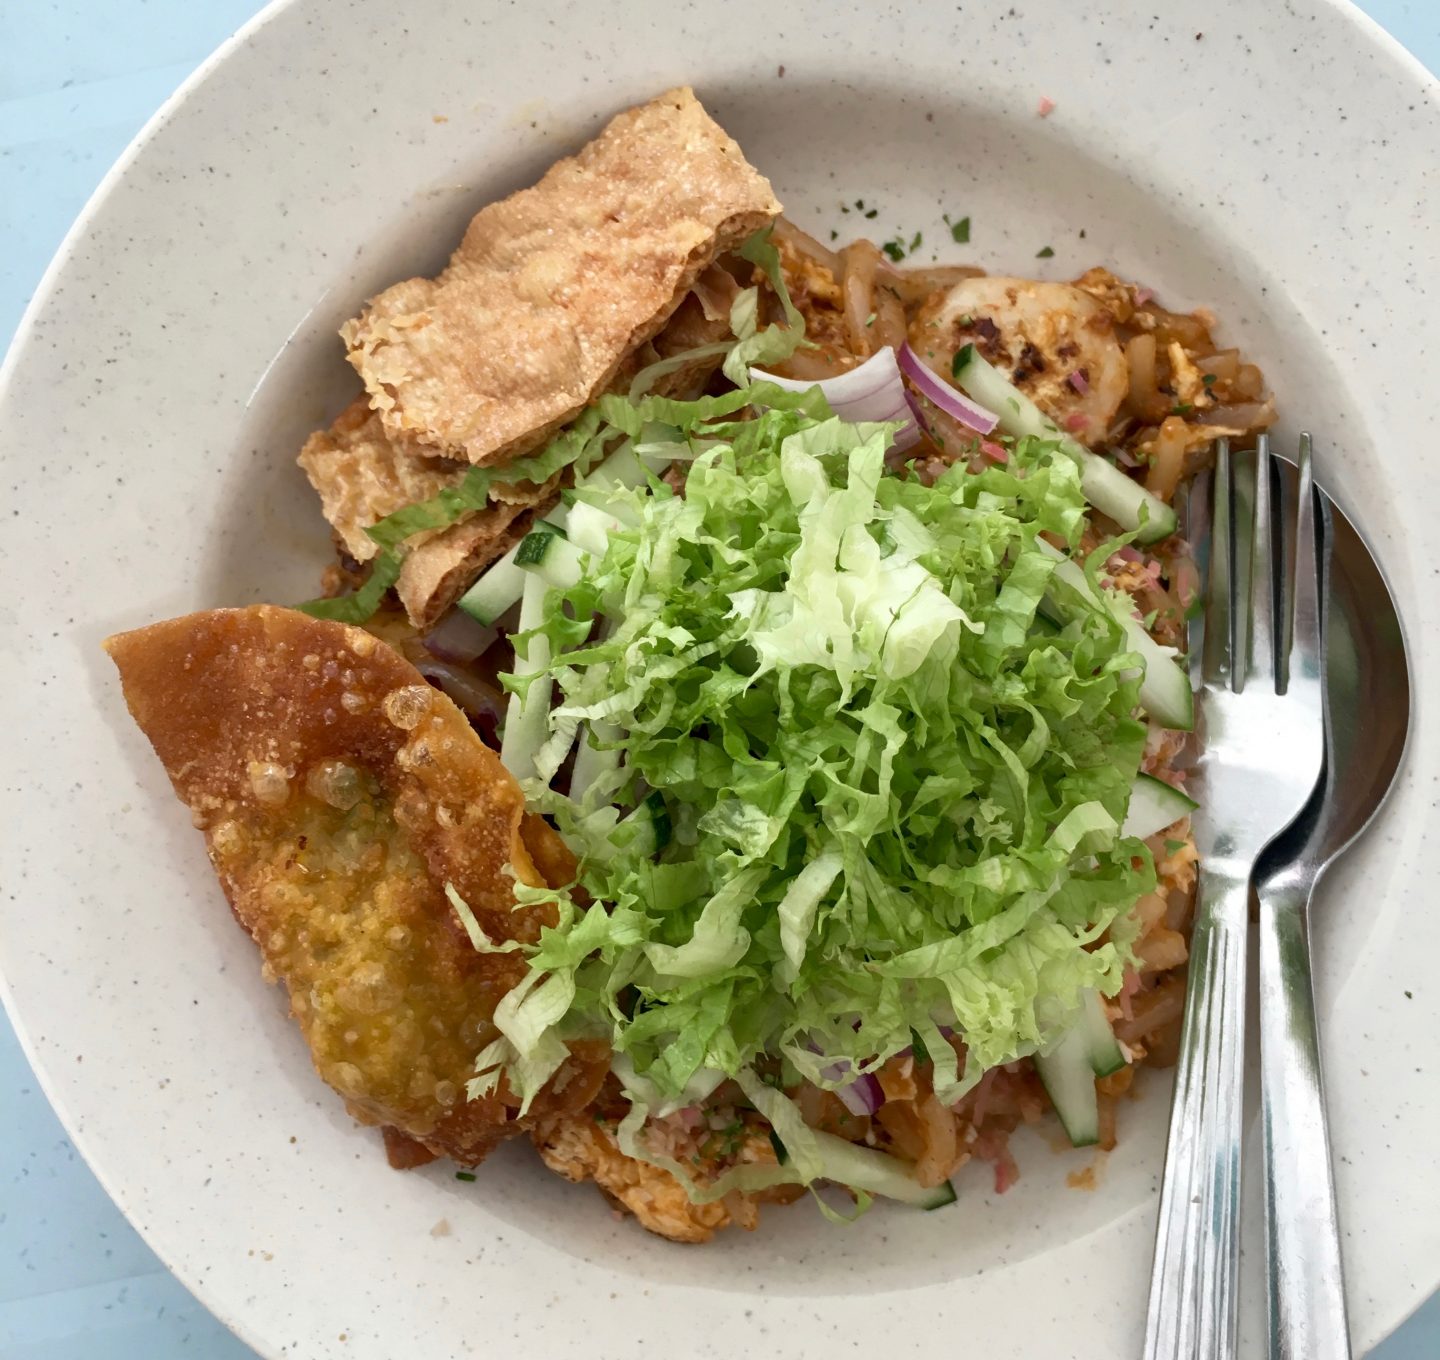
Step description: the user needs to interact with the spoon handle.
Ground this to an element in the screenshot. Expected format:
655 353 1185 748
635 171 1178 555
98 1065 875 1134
1257 876 1352 1360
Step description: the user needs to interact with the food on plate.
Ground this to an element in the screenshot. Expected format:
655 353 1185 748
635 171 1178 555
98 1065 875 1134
105 605 607 1164
111 86 1275 1242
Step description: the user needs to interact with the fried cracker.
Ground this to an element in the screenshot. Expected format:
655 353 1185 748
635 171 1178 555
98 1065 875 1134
105 605 605 1163
342 87 778 466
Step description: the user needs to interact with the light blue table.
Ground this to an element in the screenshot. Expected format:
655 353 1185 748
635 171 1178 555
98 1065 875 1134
2 3 1437 1356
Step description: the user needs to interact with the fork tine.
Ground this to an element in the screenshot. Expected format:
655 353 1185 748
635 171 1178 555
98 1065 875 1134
1287 433 1323 694
1180 469 1212 694
1202 439 1234 687
1246 434 1277 691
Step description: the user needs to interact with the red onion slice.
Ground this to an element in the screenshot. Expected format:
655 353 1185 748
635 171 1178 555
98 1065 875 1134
834 1072 883 1117
897 342 999 435
413 657 505 724
422 608 498 663
752 347 919 450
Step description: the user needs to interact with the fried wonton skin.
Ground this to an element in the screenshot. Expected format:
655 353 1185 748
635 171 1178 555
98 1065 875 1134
105 605 606 1163
341 86 779 468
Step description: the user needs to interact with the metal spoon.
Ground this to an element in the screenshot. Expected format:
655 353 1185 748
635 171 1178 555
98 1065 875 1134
1254 466 1412 1360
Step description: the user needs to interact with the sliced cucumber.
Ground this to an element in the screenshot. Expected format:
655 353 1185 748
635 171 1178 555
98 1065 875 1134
498 573 554 783
1034 1025 1100 1148
457 542 529 625
1121 772 1198 840
951 347 1177 543
1077 987 1127 1079
459 515 567 624
516 529 590 590
775 1127 957 1209
457 433 653 625
1037 542 1194 731
569 718 623 804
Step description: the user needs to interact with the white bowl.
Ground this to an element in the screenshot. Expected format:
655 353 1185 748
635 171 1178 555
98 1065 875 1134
2 1 1436 1355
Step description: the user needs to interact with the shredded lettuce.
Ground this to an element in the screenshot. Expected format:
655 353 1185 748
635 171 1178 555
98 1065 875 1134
480 403 1154 1127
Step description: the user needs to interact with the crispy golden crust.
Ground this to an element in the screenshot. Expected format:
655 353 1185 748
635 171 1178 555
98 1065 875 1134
103 605 602 1163
341 87 778 467
296 398 464 565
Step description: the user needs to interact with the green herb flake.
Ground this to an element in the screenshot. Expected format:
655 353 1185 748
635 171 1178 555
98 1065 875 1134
1172 403 1194 416
864 208 879 220
1036 245 1055 259
909 230 923 251
455 1171 477 1182
881 240 906 263
865 312 876 328
1202 373 1217 387
950 215 971 244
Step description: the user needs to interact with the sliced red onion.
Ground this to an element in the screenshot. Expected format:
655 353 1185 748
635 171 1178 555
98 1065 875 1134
1068 369 1090 395
422 608 498 663
1133 287 1155 308
413 657 505 724
834 1073 883 1117
980 439 1009 464
897 342 999 435
752 347 919 450
1110 444 1141 469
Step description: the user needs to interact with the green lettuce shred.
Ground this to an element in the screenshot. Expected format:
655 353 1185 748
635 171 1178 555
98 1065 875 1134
480 403 1155 1123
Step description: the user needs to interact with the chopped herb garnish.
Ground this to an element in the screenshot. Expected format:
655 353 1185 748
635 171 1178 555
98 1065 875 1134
1079 228 1087 239
1202 373 1217 387
455 1171 477 1182
1036 245 1055 259
854 198 865 209
909 230 923 251
881 240 906 262
840 204 850 214
1172 402 1194 415
830 229 839 240
951 215 971 243
952 343 976 379
865 311 876 327
864 208 878 219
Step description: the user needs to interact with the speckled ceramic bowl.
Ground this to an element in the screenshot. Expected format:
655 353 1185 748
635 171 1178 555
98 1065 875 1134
1 1 1436 1355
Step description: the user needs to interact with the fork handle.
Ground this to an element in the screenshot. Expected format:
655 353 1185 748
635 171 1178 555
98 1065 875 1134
1258 877 1353 1360
1144 868 1248 1360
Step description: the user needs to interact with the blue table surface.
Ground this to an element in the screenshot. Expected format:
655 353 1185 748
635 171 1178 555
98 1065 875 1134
3 2 1438 1356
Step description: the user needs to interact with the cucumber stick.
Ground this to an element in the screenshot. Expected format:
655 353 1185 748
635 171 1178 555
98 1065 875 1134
458 436 647 625
1036 541 1194 731
1035 989 1128 1146
516 527 589 590
775 1127 957 1209
1034 1025 1100 1147
498 573 553 782
1121 772 1198 840
952 348 1177 543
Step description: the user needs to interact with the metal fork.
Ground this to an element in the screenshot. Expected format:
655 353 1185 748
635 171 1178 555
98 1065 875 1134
1142 436 1326 1360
